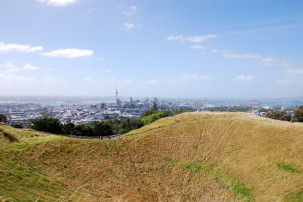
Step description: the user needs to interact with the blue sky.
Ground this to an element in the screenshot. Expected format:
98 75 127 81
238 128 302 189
0 0 302 98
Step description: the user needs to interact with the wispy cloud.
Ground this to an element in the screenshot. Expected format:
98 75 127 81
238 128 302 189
42 76 56 82
233 75 254 81
181 73 210 81
223 53 261 59
190 45 205 49
0 61 41 83
38 0 76 6
142 73 211 85
83 77 98 82
0 73 37 82
275 79 292 84
124 23 142 33
118 5 138 16
24 63 39 70
0 42 43 52
0 61 17 70
166 34 217 43
284 68 303 76
166 35 183 41
41 48 94 58
145 79 158 84
212 49 232 53
186 35 217 43
259 57 292 68
0 62 39 73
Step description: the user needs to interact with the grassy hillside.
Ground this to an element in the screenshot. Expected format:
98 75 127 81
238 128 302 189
0 112 303 201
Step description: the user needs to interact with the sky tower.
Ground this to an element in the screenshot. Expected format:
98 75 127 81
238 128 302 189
115 85 120 106
115 85 118 101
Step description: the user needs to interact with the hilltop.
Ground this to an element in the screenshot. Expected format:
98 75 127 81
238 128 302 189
0 112 303 201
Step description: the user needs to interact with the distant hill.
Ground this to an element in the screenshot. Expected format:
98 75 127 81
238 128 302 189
0 112 302 201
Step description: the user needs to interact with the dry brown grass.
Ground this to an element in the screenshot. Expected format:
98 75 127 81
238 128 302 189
0 112 303 201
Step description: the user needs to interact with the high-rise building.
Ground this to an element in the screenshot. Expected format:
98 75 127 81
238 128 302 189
154 97 158 103
130 97 133 103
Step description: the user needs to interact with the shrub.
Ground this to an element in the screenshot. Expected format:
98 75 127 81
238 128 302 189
292 105 303 122
265 110 291 122
31 117 63 134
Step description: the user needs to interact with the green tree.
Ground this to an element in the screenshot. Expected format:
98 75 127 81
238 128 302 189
62 123 75 135
12 123 23 129
292 105 303 122
0 114 8 124
31 117 63 134
152 101 158 111
265 110 291 122
90 121 113 136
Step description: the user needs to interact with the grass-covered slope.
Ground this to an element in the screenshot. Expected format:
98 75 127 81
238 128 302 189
1 112 303 201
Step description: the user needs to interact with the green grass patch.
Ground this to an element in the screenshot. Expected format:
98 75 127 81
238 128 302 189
170 160 255 200
276 161 302 174
284 190 303 201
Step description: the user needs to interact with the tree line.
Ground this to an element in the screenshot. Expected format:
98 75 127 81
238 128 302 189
265 105 303 122
9 107 189 136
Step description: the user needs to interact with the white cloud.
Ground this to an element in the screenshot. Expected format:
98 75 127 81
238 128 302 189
98 57 105 61
262 57 275 63
223 53 261 59
38 0 76 6
124 23 142 32
190 45 205 49
186 35 217 43
83 77 92 82
233 75 254 81
0 42 43 52
41 48 94 58
0 62 20 73
275 79 292 84
259 57 278 66
182 73 211 81
119 5 138 16
5 68 20 73
0 61 17 69
166 34 216 43
0 73 36 82
212 49 232 53
145 79 158 84
104 70 110 73
42 76 56 82
284 68 303 77
83 77 99 82
260 57 292 68
0 62 39 83
166 35 183 41
24 63 39 70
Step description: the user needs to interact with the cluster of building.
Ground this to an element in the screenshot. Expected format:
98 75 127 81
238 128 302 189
0 95 197 125
251 106 294 117
0 89 298 125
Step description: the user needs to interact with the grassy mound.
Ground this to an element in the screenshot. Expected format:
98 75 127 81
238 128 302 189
0 112 303 201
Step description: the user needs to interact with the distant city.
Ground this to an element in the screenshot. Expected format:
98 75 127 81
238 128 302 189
0 90 302 126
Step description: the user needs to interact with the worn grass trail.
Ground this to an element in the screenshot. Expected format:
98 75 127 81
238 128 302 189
0 112 303 201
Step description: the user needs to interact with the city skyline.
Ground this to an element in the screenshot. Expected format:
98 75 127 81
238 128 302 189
0 0 302 98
